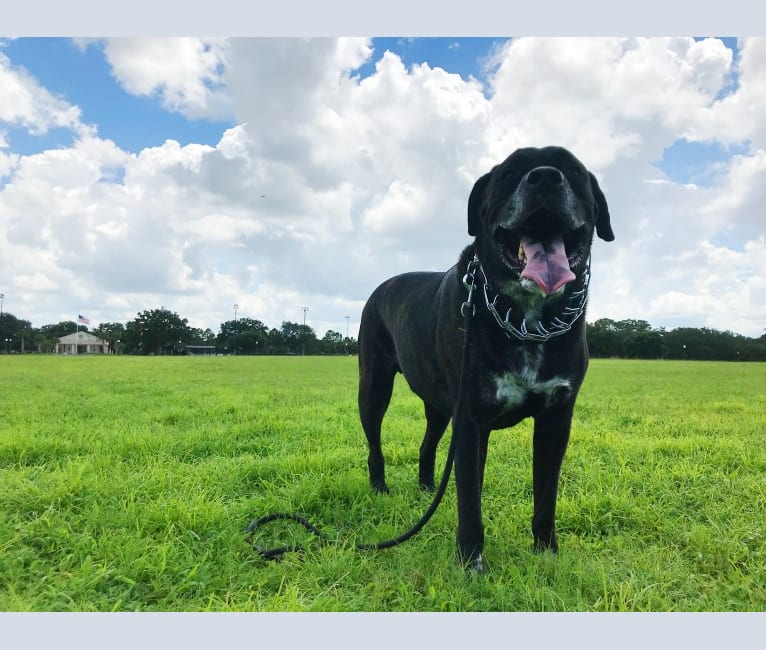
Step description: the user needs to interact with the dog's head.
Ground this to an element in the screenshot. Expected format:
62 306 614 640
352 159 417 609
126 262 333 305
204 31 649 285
467 146 613 308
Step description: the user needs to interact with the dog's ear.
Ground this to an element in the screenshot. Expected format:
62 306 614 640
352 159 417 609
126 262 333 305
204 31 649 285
589 172 615 242
467 171 492 237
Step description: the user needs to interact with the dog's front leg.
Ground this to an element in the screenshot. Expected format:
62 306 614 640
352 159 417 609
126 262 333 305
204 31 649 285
531 402 574 552
453 402 488 572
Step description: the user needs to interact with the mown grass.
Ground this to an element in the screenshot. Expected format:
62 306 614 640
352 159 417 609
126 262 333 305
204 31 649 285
0 356 764 611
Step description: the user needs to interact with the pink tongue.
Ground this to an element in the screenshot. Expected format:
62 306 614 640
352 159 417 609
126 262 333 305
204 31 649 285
520 236 576 295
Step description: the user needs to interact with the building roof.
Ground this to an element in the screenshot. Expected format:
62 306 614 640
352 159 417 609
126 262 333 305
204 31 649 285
58 332 109 344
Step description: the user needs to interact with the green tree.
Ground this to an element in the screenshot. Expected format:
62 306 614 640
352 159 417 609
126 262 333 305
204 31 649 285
279 321 318 354
124 308 192 355
0 313 34 353
617 319 652 332
189 327 217 345
588 318 655 357
266 327 284 354
218 318 268 354
587 318 621 357
93 322 126 354
343 336 358 355
623 331 666 359
320 329 343 354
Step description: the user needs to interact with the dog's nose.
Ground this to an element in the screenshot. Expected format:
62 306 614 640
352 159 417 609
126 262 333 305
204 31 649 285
525 166 563 188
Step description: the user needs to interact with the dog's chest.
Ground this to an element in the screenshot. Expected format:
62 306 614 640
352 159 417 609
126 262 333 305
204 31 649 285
491 347 571 411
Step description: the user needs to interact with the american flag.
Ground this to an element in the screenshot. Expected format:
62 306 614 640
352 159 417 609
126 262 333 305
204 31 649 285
78 314 90 325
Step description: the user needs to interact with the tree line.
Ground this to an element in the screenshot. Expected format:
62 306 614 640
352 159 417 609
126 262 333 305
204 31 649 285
0 308 357 356
586 318 766 361
1 309 764 360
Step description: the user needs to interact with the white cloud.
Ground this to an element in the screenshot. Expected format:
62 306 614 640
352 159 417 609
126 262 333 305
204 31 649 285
100 38 232 120
690 38 766 147
1 37 766 338
218 38 493 300
647 237 766 334
0 51 89 137
362 180 430 234
701 149 766 231
0 150 19 177
484 37 734 169
15 272 59 292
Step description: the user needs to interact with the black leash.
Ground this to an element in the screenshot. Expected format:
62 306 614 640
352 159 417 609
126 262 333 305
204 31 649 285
245 256 481 561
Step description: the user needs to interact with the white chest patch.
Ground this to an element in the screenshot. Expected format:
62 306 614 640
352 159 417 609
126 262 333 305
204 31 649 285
493 367 571 410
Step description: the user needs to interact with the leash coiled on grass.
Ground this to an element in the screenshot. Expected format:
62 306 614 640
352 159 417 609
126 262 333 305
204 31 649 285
245 434 457 559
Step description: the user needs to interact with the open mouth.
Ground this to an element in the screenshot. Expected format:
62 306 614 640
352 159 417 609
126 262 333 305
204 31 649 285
494 220 587 296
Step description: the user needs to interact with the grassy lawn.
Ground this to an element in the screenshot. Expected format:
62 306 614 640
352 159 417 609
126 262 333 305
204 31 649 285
0 355 764 611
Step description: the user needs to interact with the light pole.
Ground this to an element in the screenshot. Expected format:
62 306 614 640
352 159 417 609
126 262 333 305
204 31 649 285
4 337 10 354
0 292 4 316
234 303 239 321
301 306 309 325
345 315 350 339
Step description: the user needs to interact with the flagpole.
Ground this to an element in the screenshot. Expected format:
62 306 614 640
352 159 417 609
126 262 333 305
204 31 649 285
74 318 78 355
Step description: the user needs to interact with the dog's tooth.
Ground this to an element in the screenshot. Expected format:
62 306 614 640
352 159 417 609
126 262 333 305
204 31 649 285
518 242 525 262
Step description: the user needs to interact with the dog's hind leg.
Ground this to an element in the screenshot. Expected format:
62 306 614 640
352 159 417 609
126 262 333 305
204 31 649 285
418 403 450 491
358 358 397 494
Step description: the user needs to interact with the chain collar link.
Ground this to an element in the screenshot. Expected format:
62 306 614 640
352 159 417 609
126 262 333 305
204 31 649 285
462 254 590 343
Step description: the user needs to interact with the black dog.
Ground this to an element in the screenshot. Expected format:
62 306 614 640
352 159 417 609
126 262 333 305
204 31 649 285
357 146 614 570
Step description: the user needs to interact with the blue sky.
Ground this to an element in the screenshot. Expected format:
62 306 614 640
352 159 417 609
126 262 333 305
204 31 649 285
3 38 232 154
1 37 764 337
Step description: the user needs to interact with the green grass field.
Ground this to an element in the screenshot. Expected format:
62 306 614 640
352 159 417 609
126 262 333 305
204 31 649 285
0 355 764 611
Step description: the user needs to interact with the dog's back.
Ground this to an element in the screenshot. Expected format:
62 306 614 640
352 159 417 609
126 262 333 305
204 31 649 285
359 270 458 399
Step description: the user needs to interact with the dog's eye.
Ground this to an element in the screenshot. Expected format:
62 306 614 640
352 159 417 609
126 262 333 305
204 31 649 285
569 167 583 177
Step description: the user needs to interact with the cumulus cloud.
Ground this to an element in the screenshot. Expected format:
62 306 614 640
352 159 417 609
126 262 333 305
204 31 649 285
219 38 493 299
100 38 233 120
691 38 766 147
701 149 766 232
647 237 766 334
0 51 89 137
484 37 733 168
1 37 766 338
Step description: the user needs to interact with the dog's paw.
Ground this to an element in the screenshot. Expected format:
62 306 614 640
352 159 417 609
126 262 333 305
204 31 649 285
533 538 559 554
371 481 390 494
467 553 484 573
456 547 485 573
